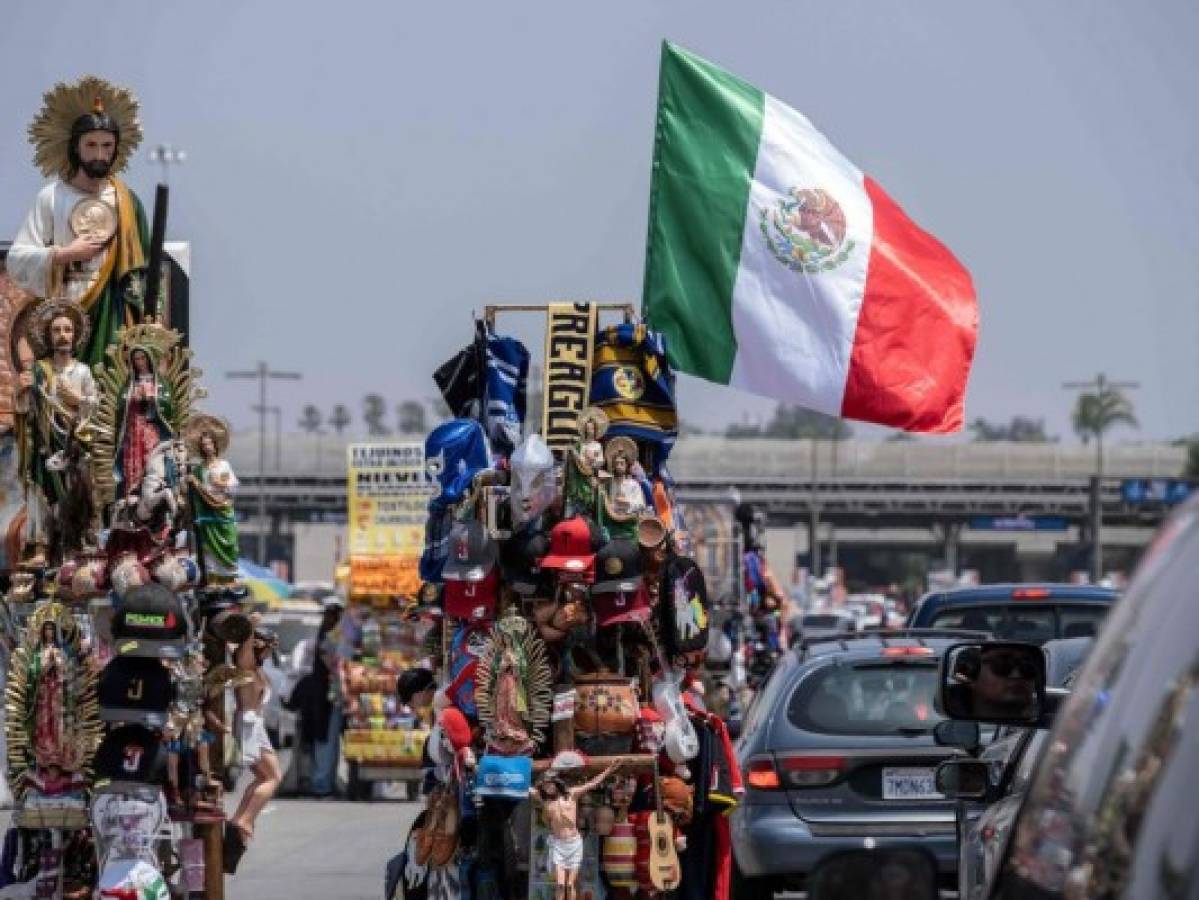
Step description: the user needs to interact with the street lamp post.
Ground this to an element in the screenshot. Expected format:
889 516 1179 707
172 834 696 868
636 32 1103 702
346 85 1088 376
227 363 301 564
148 144 187 184
252 404 283 471
1063 373 1140 583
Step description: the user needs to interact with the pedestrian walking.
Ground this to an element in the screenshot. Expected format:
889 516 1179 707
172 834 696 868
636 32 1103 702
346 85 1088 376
306 595 345 798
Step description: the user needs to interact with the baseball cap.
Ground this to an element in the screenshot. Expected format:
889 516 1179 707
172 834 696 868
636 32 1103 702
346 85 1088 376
540 517 600 580
112 583 189 659
441 520 499 582
593 539 642 593
98 657 174 728
443 567 499 623
592 583 652 628
93 724 168 786
502 529 553 596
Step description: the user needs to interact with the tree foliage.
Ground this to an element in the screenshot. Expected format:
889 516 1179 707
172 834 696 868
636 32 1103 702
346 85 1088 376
329 404 351 435
397 400 427 435
1071 388 1137 445
969 416 1051 442
298 404 323 434
363 394 391 436
726 403 851 440
1185 441 1199 480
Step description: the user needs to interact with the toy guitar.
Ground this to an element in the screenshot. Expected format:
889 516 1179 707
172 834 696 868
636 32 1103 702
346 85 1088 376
646 755 681 891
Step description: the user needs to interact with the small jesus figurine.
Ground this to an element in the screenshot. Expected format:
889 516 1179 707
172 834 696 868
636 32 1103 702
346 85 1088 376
530 761 621 900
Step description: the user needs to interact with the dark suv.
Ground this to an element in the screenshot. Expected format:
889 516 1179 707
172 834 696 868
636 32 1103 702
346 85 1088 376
731 630 985 893
906 584 1117 644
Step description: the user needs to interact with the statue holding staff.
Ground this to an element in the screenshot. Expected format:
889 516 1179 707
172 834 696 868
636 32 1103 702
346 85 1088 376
9 76 150 367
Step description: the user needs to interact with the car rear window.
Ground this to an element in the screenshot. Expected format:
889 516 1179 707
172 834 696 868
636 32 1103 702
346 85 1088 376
928 604 1107 643
787 661 945 735
803 614 848 628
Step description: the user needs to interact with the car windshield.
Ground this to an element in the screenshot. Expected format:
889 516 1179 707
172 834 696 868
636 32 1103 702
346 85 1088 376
803 614 849 628
787 661 945 735
928 604 1107 644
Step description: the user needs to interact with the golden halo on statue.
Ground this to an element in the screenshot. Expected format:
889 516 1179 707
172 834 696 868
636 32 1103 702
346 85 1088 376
183 413 231 458
577 406 609 440
604 435 638 473
27 75 143 181
25 299 91 359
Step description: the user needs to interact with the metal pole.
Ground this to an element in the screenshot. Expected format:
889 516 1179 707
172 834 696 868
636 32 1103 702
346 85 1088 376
228 363 302 565
258 364 267 564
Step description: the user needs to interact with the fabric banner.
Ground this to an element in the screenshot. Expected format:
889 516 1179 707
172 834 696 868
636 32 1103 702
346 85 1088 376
347 442 433 598
541 302 598 457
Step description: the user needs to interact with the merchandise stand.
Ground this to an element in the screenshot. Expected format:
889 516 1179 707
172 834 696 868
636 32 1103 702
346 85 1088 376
341 602 432 800
389 299 741 900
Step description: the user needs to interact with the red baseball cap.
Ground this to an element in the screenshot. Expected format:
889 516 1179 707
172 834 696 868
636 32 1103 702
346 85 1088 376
592 582 652 627
444 567 499 623
539 517 599 580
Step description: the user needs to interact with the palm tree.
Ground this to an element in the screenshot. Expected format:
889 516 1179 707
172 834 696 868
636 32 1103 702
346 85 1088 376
298 405 323 434
397 400 427 435
329 404 351 435
362 394 391 436
1072 383 1138 475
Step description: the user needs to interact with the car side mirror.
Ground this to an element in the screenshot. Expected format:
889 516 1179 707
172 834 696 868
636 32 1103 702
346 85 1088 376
937 641 1046 725
808 848 938 900
935 758 990 800
932 719 981 753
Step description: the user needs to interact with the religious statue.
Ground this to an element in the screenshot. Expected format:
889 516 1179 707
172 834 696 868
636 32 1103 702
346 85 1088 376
15 300 98 564
563 407 607 518
475 612 553 756
601 436 646 539
5 601 102 802
184 415 240 582
8 77 150 368
91 322 201 533
114 344 175 501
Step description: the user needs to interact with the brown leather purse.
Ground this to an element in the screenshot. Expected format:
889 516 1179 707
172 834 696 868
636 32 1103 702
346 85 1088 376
574 673 639 738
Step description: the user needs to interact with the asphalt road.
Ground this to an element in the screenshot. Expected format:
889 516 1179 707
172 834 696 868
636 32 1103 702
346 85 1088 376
226 795 418 900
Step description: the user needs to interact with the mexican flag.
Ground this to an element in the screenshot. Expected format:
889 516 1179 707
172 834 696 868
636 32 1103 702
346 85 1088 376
642 42 978 433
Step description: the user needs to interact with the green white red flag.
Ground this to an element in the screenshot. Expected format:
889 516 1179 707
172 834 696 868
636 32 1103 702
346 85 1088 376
642 42 978 433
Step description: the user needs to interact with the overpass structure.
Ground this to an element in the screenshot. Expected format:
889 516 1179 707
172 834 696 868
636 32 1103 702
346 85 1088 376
228 433 1188 584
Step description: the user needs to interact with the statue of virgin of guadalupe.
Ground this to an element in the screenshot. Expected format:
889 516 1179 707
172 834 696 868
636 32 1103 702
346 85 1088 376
113 343 174 501
29 617 81 772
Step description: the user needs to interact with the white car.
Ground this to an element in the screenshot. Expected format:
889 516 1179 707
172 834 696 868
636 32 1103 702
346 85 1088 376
798 609 859 640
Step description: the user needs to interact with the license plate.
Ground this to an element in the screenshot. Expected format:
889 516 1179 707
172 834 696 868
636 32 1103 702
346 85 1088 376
882 767 942 800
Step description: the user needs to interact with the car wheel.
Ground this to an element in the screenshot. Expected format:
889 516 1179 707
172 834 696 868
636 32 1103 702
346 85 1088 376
732 860 777 897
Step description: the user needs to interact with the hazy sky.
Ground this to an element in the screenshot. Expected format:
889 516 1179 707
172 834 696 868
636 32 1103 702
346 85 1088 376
2 1 1195 442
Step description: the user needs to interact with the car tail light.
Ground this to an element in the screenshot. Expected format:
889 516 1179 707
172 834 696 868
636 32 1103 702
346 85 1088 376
778 754 847 787
745 756 781 790
881 646 935 657
1012 588 1050 600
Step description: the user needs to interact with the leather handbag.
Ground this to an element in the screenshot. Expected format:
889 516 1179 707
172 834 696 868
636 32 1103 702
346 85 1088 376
573 673 638 739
